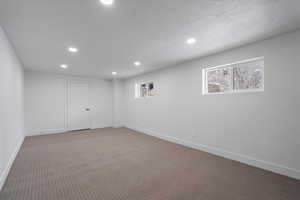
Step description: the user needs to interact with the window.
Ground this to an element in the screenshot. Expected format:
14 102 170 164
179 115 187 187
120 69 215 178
135 81 155 98
203 57 264 95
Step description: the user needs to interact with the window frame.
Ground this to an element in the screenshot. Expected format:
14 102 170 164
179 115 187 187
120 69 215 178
135 81 155 99
202 57 264 95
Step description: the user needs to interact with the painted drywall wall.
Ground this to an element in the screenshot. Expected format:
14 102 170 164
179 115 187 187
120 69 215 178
25 70 113 136
0 27 25 190
123 30 300 179
113 79 125 127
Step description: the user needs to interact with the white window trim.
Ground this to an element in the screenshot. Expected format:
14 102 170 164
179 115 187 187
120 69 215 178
202 57 264 95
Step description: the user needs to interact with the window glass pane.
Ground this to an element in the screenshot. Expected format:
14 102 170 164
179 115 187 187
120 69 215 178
207 67 232 93
140 84 147 97
148 82 154 96
233 59 264 90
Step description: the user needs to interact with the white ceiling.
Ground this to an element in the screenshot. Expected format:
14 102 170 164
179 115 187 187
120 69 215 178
0 0 300 79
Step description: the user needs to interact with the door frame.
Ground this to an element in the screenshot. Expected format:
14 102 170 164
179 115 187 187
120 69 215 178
66 79 92 131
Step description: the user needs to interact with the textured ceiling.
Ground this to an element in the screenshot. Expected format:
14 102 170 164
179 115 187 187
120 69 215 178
0 0 300 79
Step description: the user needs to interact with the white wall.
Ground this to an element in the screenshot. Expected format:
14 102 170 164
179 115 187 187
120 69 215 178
25 70 113 136
0 27 25 190
113 79 125 127
123 30 300 179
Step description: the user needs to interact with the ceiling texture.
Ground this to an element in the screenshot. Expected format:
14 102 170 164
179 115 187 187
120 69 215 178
0 0 300 79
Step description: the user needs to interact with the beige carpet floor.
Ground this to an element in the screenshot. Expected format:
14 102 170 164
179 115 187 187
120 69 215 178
0 128 299 200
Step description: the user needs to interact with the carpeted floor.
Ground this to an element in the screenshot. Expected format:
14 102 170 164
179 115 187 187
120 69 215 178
0 128 299 200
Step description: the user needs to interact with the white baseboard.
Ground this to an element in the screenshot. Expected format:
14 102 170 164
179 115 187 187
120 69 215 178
27 128 67 136
91 124 113 129
27 126 114 136
0 136 24 191
113 125 124 128
126 125 300 180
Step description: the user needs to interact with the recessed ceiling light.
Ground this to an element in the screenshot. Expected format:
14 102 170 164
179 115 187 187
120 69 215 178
187 37 197 45
134 61 141 66
99 0 114 6
68 46 78 53
112 71 117 75
60 64 68 69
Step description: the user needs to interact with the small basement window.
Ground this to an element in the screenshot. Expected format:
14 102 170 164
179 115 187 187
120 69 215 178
202 57 264 95
135 81 155 98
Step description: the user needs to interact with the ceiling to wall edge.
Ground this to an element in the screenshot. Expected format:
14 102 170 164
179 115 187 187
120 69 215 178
14 28 300 81
1 26 26 70
120 28 300 81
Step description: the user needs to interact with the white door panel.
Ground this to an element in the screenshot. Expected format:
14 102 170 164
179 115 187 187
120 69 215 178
68 82 91 130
